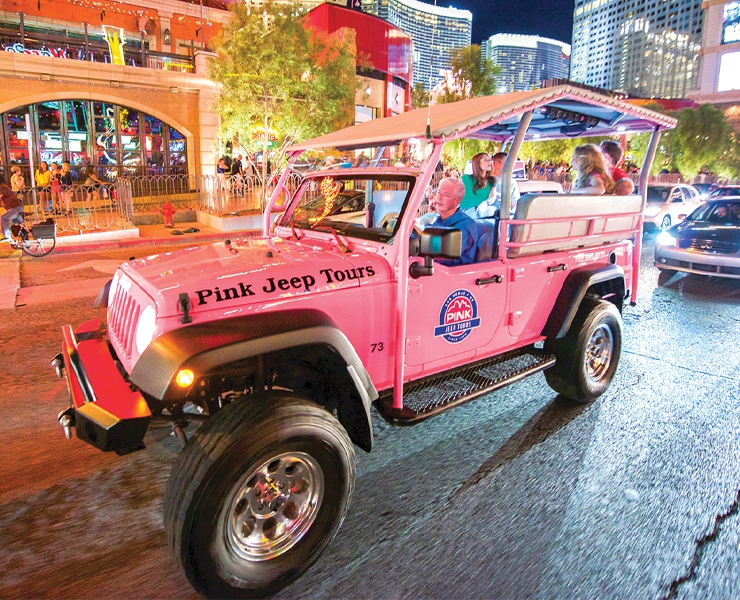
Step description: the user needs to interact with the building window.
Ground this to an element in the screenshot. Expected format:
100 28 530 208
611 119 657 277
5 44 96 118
2 100 188 178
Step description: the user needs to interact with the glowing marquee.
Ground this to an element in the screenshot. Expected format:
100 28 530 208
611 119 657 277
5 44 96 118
313 177 342 224
3 43 67 58
103 25 126 66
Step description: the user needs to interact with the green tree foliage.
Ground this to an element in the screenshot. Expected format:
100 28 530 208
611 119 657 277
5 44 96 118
411 82 430 109
518 137 605 166
672 104 732 177
713 133 740 180
437 45 499 104
442 139 492 172
437 44 500 169
626 102 673 176
630 103 737 178
209 1 356 178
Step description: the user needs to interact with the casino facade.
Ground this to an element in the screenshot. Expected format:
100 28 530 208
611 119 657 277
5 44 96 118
0 0 411 183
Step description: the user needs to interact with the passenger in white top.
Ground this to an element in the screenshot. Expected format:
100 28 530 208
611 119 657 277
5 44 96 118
474 152 521 219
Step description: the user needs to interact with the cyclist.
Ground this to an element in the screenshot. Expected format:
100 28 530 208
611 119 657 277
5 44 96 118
0 182 23 243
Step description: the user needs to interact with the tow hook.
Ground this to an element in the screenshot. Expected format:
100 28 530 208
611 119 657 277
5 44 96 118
58 406 75 440
51 353 64 379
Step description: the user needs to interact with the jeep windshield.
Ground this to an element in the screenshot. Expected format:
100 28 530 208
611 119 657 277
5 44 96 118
280 173 417 243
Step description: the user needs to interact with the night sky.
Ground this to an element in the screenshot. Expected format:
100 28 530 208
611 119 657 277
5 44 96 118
451 0 576 46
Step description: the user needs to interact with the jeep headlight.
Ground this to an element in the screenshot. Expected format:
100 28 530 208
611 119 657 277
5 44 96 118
135 305 158 355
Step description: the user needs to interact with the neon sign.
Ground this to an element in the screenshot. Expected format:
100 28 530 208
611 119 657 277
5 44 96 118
103 25 126 65
3 43 67 59
314 177 342 223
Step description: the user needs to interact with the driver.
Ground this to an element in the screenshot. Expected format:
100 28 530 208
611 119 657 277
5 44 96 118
427 177 478 265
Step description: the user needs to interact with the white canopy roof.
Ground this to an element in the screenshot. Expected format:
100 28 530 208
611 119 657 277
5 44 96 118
289 85 677 152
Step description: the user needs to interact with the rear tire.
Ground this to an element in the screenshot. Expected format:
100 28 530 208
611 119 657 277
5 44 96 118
21 235 56 257
544 299 622 403
164 392 355 599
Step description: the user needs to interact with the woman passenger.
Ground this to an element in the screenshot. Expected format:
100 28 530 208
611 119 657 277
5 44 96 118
460 152 496 213
570 144 615 195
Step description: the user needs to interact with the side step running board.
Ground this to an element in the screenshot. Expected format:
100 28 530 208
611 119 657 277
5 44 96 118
375 347 555 425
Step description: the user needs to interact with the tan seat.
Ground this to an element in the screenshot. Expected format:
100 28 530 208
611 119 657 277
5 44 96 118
507 193 642 257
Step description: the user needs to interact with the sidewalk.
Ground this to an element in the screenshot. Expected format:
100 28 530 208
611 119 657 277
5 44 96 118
52 221 261 253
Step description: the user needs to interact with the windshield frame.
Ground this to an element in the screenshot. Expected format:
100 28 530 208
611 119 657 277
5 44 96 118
277 170 419 244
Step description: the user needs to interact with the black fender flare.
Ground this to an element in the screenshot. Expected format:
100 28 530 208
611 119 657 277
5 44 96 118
541 264 625 339
130 309 377 451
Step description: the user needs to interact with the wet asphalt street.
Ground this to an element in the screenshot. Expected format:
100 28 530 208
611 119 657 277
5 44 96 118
0 237 739 600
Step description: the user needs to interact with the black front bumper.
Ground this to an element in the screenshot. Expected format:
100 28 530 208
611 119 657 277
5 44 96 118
56 319 151 455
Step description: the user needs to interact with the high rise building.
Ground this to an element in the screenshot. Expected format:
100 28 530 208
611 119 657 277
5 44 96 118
362 0 472 90
571 0 703 98
482 34 571 94
688 0 740 131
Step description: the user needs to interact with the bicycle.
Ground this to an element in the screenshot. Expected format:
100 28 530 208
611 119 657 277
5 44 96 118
9 212 57 257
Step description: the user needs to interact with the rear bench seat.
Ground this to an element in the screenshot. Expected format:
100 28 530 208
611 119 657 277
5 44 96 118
507 193 642 258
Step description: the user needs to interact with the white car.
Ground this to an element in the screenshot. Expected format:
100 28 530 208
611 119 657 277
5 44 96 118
644 184 702 232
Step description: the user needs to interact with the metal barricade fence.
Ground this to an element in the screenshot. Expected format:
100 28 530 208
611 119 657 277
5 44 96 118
18 182 132 233
120 173 275 214
32 169 733 235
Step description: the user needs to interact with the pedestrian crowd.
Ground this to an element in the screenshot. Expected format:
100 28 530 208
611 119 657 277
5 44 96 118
3 162 114 215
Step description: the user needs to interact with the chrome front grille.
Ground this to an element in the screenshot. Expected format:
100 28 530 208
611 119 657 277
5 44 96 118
108 278 142 362
679 237 739 254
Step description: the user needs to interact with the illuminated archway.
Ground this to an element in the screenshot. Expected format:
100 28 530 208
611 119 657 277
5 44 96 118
1 98 191 182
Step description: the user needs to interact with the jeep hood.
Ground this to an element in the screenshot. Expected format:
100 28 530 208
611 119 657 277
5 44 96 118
118 236 390 316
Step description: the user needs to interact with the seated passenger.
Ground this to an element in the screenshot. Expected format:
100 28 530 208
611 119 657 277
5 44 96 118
476 151 521 219
427 177 478 266
601 140 635 195
461 153 495 214
571 144 615 195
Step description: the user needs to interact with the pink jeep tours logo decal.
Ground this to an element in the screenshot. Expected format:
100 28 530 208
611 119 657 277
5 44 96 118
434 289 480 343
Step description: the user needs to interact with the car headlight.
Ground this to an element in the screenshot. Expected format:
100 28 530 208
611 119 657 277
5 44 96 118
644 206 661 217
656 231 677 247
135 305 158 355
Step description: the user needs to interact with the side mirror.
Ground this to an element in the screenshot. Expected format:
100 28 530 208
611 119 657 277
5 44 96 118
409 227 462 279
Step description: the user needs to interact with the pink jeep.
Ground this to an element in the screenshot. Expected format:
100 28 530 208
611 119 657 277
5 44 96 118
53 86 675 598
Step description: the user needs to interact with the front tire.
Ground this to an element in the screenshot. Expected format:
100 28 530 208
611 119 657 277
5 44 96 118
660 215 671 231
164 392 355 599
544 299 622 403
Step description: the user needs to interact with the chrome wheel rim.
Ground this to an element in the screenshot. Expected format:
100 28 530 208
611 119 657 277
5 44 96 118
225 452 323 562
585 324 613 382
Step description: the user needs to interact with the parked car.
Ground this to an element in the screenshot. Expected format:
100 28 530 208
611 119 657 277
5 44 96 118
708 185 740 198
293 190 365 224
643 183 702 232
691 182 716 199
655 197 740 279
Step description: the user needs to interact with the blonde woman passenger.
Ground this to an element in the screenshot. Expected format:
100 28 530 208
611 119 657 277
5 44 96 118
570 144 615 195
